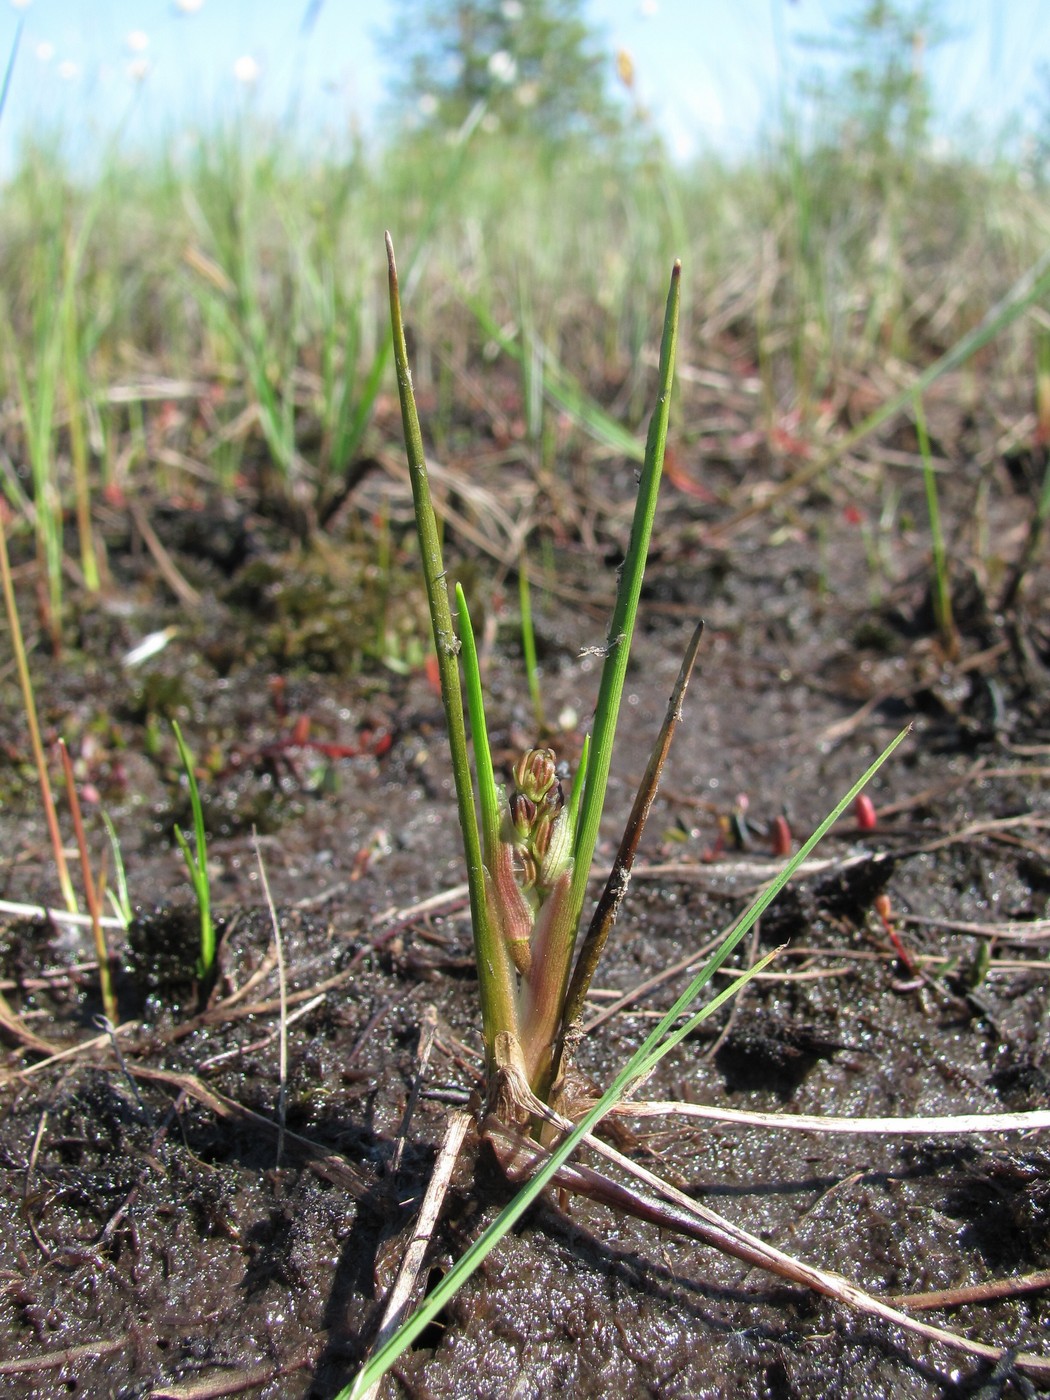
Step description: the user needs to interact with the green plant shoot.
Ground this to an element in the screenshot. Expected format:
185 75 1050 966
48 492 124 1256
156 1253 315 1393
387 233 680 1098
518 552 545 735
171 721 216 978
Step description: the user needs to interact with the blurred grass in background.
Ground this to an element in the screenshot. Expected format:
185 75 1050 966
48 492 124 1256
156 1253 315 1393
0 0 1045 628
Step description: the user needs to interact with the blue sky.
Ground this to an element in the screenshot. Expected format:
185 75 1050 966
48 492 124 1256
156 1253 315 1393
1 0 1048 167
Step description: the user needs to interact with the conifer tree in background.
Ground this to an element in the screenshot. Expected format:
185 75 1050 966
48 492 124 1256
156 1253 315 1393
386 0 625 145
799 0 939 173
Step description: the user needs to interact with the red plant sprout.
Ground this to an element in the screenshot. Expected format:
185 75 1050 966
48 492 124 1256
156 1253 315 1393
770 813 792 857
875 892 920 977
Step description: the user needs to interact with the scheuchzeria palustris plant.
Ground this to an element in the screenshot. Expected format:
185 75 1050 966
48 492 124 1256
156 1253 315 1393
345 240 971 1400
386 232 683 1105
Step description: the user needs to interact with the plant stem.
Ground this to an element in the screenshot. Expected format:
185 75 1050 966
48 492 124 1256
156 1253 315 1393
518 552 545 734
386 232 518 1059
455 583 502 863
0 520 77 912
529 259 680 1098
59 741 117 1025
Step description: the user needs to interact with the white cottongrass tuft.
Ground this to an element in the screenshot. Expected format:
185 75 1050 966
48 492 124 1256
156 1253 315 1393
233 53 259 85
487 49 517 84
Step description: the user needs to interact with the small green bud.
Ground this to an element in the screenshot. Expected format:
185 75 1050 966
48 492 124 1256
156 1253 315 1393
514 747 557 803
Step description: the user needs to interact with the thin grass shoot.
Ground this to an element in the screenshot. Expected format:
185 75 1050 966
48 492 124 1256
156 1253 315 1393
171 721 216 979
913 390 957 660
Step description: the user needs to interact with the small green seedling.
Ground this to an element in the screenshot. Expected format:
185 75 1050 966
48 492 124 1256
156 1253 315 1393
102 810 134 929
171 721 215 978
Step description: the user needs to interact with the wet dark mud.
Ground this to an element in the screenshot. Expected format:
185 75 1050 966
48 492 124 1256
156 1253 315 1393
0 379 1048 1398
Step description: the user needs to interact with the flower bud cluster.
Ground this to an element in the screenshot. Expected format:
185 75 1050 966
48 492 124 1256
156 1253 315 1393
506 747 572 901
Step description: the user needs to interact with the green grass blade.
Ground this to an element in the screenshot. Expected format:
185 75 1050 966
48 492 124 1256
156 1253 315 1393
567 263 680 952
566 734 589 837
518 554 545 734
101 811 132 929
0 19 22 127
469 297 645 462
387 234 518 1053
172 721 214 977
561 618 705 1038
455 582 501 861
341 116 484 469
0 520 77 913
625 731 909 1086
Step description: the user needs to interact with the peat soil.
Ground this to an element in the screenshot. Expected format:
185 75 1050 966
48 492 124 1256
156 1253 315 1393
0 376 1048 1399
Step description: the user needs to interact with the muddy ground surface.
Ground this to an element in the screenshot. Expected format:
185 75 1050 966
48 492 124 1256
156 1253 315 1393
0 371 1048 1398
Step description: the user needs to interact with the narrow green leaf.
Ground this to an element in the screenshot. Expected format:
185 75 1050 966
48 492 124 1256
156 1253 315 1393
456 582 501 861
172 721 214 976
387 233 518 1052
469 298 645 462
572 263 680 892
518 555 545 734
